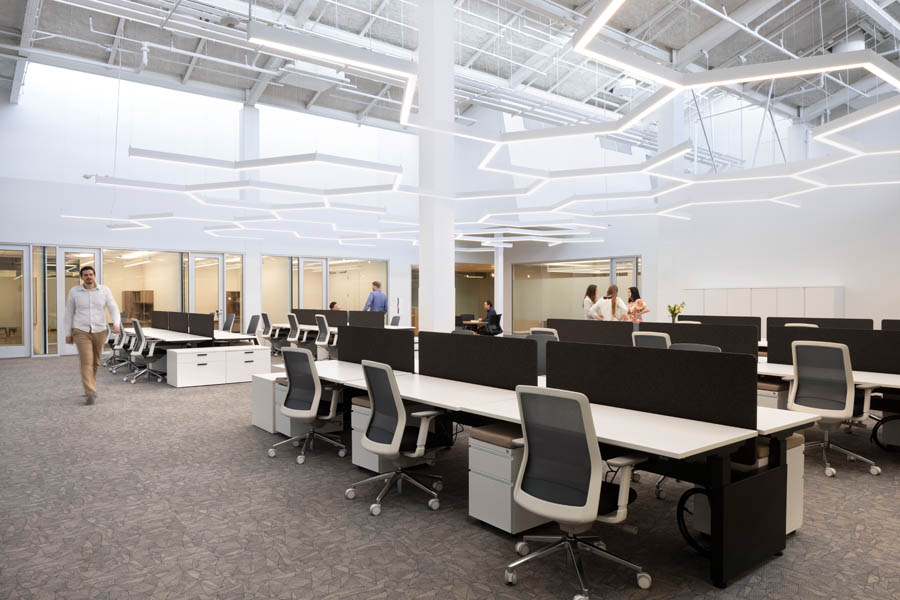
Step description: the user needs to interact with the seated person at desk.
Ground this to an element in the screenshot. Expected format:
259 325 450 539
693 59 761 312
476 300 498 333
329 301 340 310
363 281 387 312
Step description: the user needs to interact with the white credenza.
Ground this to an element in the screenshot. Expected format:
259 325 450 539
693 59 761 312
168 346 271 388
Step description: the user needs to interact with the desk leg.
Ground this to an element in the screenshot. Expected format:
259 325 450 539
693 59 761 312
708 454 730 589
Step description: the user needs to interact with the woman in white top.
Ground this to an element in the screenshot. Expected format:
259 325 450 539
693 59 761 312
583 284 600 319
595 284 628 321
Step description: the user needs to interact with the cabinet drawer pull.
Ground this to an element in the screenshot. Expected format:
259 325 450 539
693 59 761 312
198 363 207 366
197 353 208 357
243 351 254 354
244 360 254 363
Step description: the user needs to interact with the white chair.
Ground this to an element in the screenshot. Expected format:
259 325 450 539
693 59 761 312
343 360 444 515
529 327 559 337
222 313 235 332
785 322 818 328
631 331 671 349
314 314 337 360
675 320 702 325
125 319 165 384
527 328 559 377
504 386 650 597
285 313 301 348
787 341 880 477
267 348 346 464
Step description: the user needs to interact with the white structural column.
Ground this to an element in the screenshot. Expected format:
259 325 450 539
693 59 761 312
493 240 504 331
656 92 688 176
239 107 262 320
416 1 456 333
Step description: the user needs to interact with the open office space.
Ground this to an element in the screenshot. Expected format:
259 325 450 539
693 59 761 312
3 0 900 598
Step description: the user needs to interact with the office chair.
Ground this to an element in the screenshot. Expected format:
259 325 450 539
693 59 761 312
526 329 559 377
675 320 702 325
315 314 337 360
505 386 650 596
261 313 278 355
452 329 475 335
344 360 444 515
390 315 401 326
106 328 131 373
482 313 503 336
222 313 235 332
125 319 165 384
101 324 118 368
785 322 818 328
245 314 261 345
267 348 346 464
631 331 671 349
669 343 721 352
787 341 880 477
284 313 301 348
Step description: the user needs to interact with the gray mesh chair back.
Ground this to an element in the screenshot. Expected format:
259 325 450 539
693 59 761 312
286 313 300 343
361 360 406 456
670 343 721 352
315 314 330 346
788 341 857 419
246 314 260 335
261 313 272 336
281 348 321 415
527 330 558 376
390 315 400 326
632 331 671 349
514 385 603 525
130 318 147 354
222 313 235 332
452 329 475 335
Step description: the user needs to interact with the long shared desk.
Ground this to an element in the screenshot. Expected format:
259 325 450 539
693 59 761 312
123 326 258 344
758 356 900 389
272 358 817 587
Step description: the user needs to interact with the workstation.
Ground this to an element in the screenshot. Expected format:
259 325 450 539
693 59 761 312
4 0 900 598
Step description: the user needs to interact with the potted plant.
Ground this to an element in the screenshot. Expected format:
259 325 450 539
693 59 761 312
667 301 686 323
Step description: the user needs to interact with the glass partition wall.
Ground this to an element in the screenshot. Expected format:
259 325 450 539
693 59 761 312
261 255 292 325
103 250 183 326
328 259 388 312
512 257 641 333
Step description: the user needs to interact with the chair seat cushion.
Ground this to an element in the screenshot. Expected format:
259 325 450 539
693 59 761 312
597 483 637 517
470 422 523 448
798 388 867 416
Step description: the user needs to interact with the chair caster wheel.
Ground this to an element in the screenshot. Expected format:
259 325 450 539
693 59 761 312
514 542 529 557
296 455 305 465
847 455 856 461
632 473 640 483
431 480 443 492
574 595 589 600
156 377 162 383
369 503 382 516
637 572 652 589
870 465 881 476
291 440 300 447
130 380 136 385
123 377 128 382
825 467 836 477
267 449 275 458
344 488 356 500
427 499 440 511
503 570 516 585
337 448 347 458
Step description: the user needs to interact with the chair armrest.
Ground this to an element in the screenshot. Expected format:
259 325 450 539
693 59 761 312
511 437 525 448
147 340 159 356
781 375 794 382
606 454 646 468
856 383 878 390
410 410 442 419
321 388 341 420
408 410 444 457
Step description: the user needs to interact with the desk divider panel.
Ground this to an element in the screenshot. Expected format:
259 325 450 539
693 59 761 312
677 315 761 340
151 311 170 330
881 319 900 331
418 332 537 390
347 311 385 328
170 312 189 333
547 342 757 430
767 317 873 330
294 309 349 326
188 313 214 338
546 319 634 346
639 323 758 356
336 326 414 373
767 327 900 374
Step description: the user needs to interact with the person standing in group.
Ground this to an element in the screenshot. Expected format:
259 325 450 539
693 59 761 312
363 281 388 312
62 265 121 405
625 286 651 323
596 284 628 322
583 284 602 320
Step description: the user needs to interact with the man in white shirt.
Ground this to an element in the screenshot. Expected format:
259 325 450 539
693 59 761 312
62 265 121 404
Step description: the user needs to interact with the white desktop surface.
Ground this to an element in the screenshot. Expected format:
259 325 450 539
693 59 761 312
297 324 339 333
124 327 210 343
385 325 414 330
756 407 819 435
312 360 411 385
213 330 256 341
758 360 900 389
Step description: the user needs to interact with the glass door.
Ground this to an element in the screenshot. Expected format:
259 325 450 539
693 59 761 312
57 248 101 356
0 245 30 358
190 253 224 328
301 259 326 309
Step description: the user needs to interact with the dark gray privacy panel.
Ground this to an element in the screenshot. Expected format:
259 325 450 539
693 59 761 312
348 311 385 328
767 327 900 374
767 317 873 330
546 319 634 346
337 326 414 373
639 323 758 356
546 341 757 430
418 332 537 390
677 315 762 340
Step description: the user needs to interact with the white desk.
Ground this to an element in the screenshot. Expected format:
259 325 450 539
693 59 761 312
756 407 819 436
385 325 414 331
758 360 900 389
214 330 257 342
124 327 210 344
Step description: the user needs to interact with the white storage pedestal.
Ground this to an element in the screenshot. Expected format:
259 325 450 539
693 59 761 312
468 424 549 535
168 346 270 388
350 396 426 473
251 373 281 433
758 379 789 410
695 433 804 535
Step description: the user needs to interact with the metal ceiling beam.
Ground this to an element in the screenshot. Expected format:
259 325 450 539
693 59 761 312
359 0 390 37
9 0 41 103
847 0 900 40
357 82 390 120
107 18 125 65
181 37 206 84
293 0 322 26
675 0 784 69
463 8 524 69
245 54 284 105
502 0 583 27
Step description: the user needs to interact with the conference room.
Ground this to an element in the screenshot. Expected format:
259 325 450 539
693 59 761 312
3 1 900 598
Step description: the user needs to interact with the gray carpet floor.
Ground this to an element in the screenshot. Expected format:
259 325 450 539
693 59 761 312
1 356 899 600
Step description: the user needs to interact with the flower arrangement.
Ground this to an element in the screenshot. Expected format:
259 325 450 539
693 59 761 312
667 301 686 323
